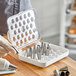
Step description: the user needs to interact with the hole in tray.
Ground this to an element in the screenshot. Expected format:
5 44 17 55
28 12 31 17
18 29 20 33
29 30 32 34
33 28 37 33
28 36 31 40
33 29 35 33
24 38 27 42
22 26 25 32
20 16 22 20
15 24 17 28
13 37 16 41
11 26 13 30
32 34 35 39
16 17 18 22
19 22 21 26
14 30 16 35
21 33 24 38
20 40 23 45
30 23 33 28
26 25 29 29
23 20 26 25
27 19 30 23
25 32 28 36
16 41 19 46
11 19 14 23
17 35 20 39
31 17 34 22
24 14 26 18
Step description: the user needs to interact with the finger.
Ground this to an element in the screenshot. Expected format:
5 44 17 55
0 46 9 53
0 35 16 53
0 43 16 54
0 53 7 57
0 35 12 47
0 42 15 53
0 35 11 45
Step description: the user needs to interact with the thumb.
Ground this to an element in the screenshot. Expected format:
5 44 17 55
0 35 16 54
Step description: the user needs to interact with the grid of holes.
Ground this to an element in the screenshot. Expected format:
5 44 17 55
9 10 38 47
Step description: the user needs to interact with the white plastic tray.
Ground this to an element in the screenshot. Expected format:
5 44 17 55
19 42 69 67
0 70 16 75
7 9 69 67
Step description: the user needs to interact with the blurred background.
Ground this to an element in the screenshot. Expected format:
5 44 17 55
0 0 76 60
31 0 60 45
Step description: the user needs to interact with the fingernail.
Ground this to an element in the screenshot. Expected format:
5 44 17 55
12 46 18 54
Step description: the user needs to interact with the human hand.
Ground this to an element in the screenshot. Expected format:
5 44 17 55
0 35 16 57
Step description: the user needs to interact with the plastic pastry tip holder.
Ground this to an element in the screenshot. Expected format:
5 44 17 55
7 9 69 67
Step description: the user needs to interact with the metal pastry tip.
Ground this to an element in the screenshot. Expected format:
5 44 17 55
47 45 49 49
34 45 35 49
37 45 40 47
30 47 32 50
9 64 17 70
44 43 46 48
41 42 44 47
60 70 70 76
47 44 51 50
29 47 33 58
37 45 40 49
54 70 60 76
41 42 43 45
47 43 49 47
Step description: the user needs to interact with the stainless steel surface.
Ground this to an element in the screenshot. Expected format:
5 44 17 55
9 64 17 70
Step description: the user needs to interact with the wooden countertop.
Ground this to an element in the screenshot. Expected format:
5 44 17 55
1 36 76 76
